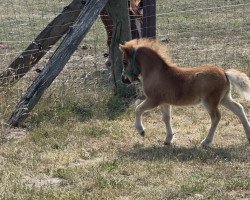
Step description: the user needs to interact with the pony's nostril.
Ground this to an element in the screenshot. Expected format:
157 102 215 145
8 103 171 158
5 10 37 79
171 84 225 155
122 75 131 84
123 60 128 66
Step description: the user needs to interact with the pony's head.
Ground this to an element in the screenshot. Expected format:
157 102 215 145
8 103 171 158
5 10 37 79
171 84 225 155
119 42 141 84
119 38 174 84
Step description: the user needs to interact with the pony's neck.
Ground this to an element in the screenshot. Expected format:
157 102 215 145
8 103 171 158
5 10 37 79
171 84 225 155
136 47 172 76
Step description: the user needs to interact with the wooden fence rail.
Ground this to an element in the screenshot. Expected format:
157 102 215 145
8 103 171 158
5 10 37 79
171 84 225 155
0 0 86 87
8 0 109 127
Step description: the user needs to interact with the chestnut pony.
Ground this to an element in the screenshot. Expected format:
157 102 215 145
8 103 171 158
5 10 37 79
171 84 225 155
119 39 250 146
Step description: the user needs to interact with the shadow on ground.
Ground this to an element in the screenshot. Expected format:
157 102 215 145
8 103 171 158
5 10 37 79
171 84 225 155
118 143 250 163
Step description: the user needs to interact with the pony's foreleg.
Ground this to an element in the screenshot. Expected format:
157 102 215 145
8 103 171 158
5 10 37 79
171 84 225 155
160 104 174 145
201 100 221 146
221 93 250 143
135 99 158 136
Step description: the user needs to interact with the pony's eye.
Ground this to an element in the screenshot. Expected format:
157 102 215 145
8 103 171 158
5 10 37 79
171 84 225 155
123 60 128 66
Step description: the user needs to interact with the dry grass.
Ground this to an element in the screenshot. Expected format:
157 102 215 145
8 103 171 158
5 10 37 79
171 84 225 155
0 0 250 199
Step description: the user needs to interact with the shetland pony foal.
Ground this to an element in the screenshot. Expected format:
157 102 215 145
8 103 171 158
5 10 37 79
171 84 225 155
119 39 250 146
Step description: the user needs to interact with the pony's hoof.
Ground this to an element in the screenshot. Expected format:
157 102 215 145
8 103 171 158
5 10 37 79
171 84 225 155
200 140 212 147
139 130 145 137
164 134 173 145
164 141 172 145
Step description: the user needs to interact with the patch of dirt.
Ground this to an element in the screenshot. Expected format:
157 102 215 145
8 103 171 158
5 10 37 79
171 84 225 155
1 128 27 140
0 155 5 163
23 174 65 188
227 190 250 200
69 156 106 168
116 196 133 200
22 157 107 188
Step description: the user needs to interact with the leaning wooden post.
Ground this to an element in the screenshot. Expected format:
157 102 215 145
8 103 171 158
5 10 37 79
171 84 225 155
143 0 156 38
105 0 135 96
8 0 108 127
0 0 86 88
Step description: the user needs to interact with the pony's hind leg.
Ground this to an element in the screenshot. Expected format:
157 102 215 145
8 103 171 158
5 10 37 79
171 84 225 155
135 98 158 136
160 104 174 145
221 93 250 142
201 100 221 146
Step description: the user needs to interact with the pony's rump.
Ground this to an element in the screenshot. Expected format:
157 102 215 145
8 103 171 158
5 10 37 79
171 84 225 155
225 69 250 100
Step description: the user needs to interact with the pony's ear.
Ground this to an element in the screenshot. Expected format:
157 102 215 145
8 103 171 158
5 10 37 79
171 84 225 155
119 44 125 52
119 44 132 58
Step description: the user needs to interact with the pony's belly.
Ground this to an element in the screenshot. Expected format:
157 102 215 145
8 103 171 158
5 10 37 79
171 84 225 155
163 96 201 106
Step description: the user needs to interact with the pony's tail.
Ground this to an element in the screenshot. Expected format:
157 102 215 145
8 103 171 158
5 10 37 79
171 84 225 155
225 69 250 100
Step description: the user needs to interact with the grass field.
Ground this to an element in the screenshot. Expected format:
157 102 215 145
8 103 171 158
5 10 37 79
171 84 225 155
0 0 250 199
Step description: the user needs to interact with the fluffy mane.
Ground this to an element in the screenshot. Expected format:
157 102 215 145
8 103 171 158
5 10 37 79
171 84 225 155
123 38 175 67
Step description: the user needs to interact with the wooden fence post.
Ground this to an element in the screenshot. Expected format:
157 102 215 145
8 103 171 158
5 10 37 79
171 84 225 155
105 0 135 96
143 0 156 38
8 0 108 127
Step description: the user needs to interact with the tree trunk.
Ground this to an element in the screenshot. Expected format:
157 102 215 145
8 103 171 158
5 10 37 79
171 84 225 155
105 0 135 96
8 0 108 127
0 0 86 87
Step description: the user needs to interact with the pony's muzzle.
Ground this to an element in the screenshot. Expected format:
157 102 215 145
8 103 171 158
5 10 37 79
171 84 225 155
121 74 131 84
